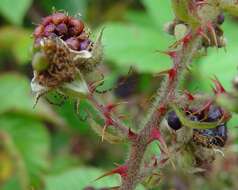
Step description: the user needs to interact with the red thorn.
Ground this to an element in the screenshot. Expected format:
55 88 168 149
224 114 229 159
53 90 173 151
101 117 114 141
193 100 212 115
148 128 164 145
154 67 177 82
168 67 177 82
95 165 128 181
157 50 177 59
158 104 167 115
181 32 193 47
184 90 195 101
128 128 138 141
211 76 226 95
106 101 128 112
101 102 129 141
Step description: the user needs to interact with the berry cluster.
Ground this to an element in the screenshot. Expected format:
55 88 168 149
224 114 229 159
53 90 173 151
33 12 91 51
166 105 227 148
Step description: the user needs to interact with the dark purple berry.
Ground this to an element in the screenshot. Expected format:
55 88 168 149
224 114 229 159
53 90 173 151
42 16 53 26
79 39 91 50
56 23 68 35
44 24 56 36
217 13 225 25
167 111 182 130
34 25 44 38
114 73 138 98
65 37 80 50
206 106 222 122
68 18 84 35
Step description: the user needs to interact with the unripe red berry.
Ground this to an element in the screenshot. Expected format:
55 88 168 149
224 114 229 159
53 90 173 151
34 25 44 38
65 37 80 50
56 23 68 35
68 18 84 35
44 23 56 36
52 12 67 25
42 16 53 26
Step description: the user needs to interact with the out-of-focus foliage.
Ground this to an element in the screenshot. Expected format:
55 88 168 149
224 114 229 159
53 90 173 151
0 0 238 190
0 0 32 25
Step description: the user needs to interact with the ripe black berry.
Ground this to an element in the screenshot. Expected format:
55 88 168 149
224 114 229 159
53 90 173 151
206 106 222 122
166 111 182 130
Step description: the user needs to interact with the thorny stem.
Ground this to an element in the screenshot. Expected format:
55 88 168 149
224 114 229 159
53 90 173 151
120 35 202 190
0 131 29 190
87 94 129 137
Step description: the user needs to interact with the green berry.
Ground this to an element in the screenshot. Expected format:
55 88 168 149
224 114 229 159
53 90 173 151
32 52 49 72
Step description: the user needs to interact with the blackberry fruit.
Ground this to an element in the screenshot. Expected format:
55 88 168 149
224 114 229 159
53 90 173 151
166 111 182 130
206 106 222 122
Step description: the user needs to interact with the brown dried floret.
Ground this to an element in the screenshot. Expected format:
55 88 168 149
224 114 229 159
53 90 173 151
36 37 77 88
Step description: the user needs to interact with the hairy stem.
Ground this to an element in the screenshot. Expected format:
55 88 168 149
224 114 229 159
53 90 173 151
120 35 202 190
87 94 129 137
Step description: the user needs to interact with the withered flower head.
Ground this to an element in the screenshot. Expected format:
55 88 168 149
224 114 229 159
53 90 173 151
31 12 103 104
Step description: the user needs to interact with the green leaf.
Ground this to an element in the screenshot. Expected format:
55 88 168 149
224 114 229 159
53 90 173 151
124 11 154 27
0 27 33 65
45 167 145 190
0 0 32 25
102 23 173 73
0 73 67 128
141 0 173 29
0 114 50 180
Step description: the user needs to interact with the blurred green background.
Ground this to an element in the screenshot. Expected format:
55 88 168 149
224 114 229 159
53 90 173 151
1 0 238 190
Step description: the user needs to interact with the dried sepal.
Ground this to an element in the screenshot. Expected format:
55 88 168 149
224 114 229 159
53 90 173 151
73 28 104 73
33 37 78 88
31 70 89 107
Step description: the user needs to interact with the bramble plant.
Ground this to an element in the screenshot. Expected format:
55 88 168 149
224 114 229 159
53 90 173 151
30 1 238 190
